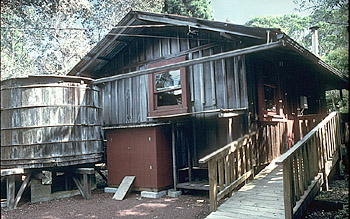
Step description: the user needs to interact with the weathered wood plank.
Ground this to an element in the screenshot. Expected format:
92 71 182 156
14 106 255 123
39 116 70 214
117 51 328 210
224 194 283 203
219 203 285 214
217 169 253 201
283 157 294 219
6 175 16 210
208 159 218 211
224 155 230 186
1 168 24 177
112 176 135 200
233 56 240 108
218 159 224 191
240 55 248 108
203 48 214 109
218 205 285 218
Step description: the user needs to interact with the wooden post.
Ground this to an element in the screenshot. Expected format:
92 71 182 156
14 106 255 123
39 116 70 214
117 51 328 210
225 154 231 186
242 144 247 173
6 175 15 210
230 152 236 182
208 159 218 211
249 139 255 178
237 147 242 177
298 150 305 196
283 157 294 219
303 144 311 187
74 168 94 200
218 159 224 191
321 127 329 191
172 123 177 190
186 131 193 182
83 174 91 200
293 154 300 201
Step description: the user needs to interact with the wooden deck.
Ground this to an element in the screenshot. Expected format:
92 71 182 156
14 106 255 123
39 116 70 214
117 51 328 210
206 161 285 219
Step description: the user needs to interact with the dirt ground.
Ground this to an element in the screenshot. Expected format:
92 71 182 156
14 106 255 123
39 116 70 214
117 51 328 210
302 174 349 219
2 160 348 219
1 190 210 219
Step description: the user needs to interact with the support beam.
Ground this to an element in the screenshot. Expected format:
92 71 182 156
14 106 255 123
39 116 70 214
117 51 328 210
95 169 108 183
93 41 284 84
13 173 32 209
72 168 95 200
172 123 177 190
6 175 15 210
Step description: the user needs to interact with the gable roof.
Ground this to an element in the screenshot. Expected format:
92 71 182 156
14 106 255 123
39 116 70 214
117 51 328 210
68 10 348 90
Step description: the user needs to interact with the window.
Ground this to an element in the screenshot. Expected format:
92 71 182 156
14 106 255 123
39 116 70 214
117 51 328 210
264 84 276 112
148 56 188 117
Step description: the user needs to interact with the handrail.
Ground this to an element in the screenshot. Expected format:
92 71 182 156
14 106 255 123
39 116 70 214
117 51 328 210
199 132 257 211
275 111 341 219
275 112 337 165
199 132 256 163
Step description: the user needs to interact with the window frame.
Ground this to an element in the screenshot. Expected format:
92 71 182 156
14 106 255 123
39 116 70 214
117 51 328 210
148 56 188 117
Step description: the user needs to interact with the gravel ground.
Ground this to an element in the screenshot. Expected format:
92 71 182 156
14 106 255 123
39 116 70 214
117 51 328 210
1 190 210 219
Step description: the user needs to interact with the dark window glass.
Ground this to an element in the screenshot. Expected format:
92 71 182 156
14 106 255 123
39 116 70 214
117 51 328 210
264 85 276 112
157 90 182 106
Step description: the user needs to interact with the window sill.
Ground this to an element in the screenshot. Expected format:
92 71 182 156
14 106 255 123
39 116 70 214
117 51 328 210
149 106 188 117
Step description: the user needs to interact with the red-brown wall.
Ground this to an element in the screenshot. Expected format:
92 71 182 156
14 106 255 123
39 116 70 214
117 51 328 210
106 126 173 190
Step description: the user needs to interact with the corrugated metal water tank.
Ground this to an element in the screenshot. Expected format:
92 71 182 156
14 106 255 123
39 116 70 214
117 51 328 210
1 75 104 169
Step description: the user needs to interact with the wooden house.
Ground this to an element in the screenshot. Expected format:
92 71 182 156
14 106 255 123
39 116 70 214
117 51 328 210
68 11 348 191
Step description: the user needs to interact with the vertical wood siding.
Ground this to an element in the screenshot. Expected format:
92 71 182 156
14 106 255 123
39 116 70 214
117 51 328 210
100 28 248 125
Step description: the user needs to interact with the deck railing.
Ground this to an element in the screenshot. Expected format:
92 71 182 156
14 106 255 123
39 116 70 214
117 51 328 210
297 114 326 140
275 112 341 219
199 132 257 211
257 121 288 166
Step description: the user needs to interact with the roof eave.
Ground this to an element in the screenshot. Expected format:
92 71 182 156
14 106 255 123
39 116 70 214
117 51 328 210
283 35 348 89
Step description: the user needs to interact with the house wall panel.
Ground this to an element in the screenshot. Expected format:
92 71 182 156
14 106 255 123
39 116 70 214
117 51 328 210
100 28 249 125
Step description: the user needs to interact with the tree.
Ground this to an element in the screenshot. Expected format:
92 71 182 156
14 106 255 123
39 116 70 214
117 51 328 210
246 1 348 76
245 14 312 48
246 0 348 113
293 0 348 75
1 0 164 80
162 0 213 19
1 11 35 79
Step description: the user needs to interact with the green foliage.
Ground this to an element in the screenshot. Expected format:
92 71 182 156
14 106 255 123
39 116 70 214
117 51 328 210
1 0 164 80
246 0 348 77
246 14 312 47
296 0 348 113
246 0 348 113
294 0 348 75
1 12 35 79
326 89 349 113
162 0 213 19
325 48 349 76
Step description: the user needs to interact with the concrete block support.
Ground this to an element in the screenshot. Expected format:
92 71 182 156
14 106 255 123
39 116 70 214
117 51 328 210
104 187 118 193
31 178 51 203
167 189 182 198
141 191 166 198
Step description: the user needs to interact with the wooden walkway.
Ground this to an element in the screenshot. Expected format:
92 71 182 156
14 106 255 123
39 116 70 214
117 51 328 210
206 161 285 219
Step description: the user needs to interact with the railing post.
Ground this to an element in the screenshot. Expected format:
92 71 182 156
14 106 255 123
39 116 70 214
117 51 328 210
283 157 294 219
320 127 329 191
208 159 218 211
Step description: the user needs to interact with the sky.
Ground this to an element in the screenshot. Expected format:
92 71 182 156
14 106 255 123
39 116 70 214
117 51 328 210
211 0 311 24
